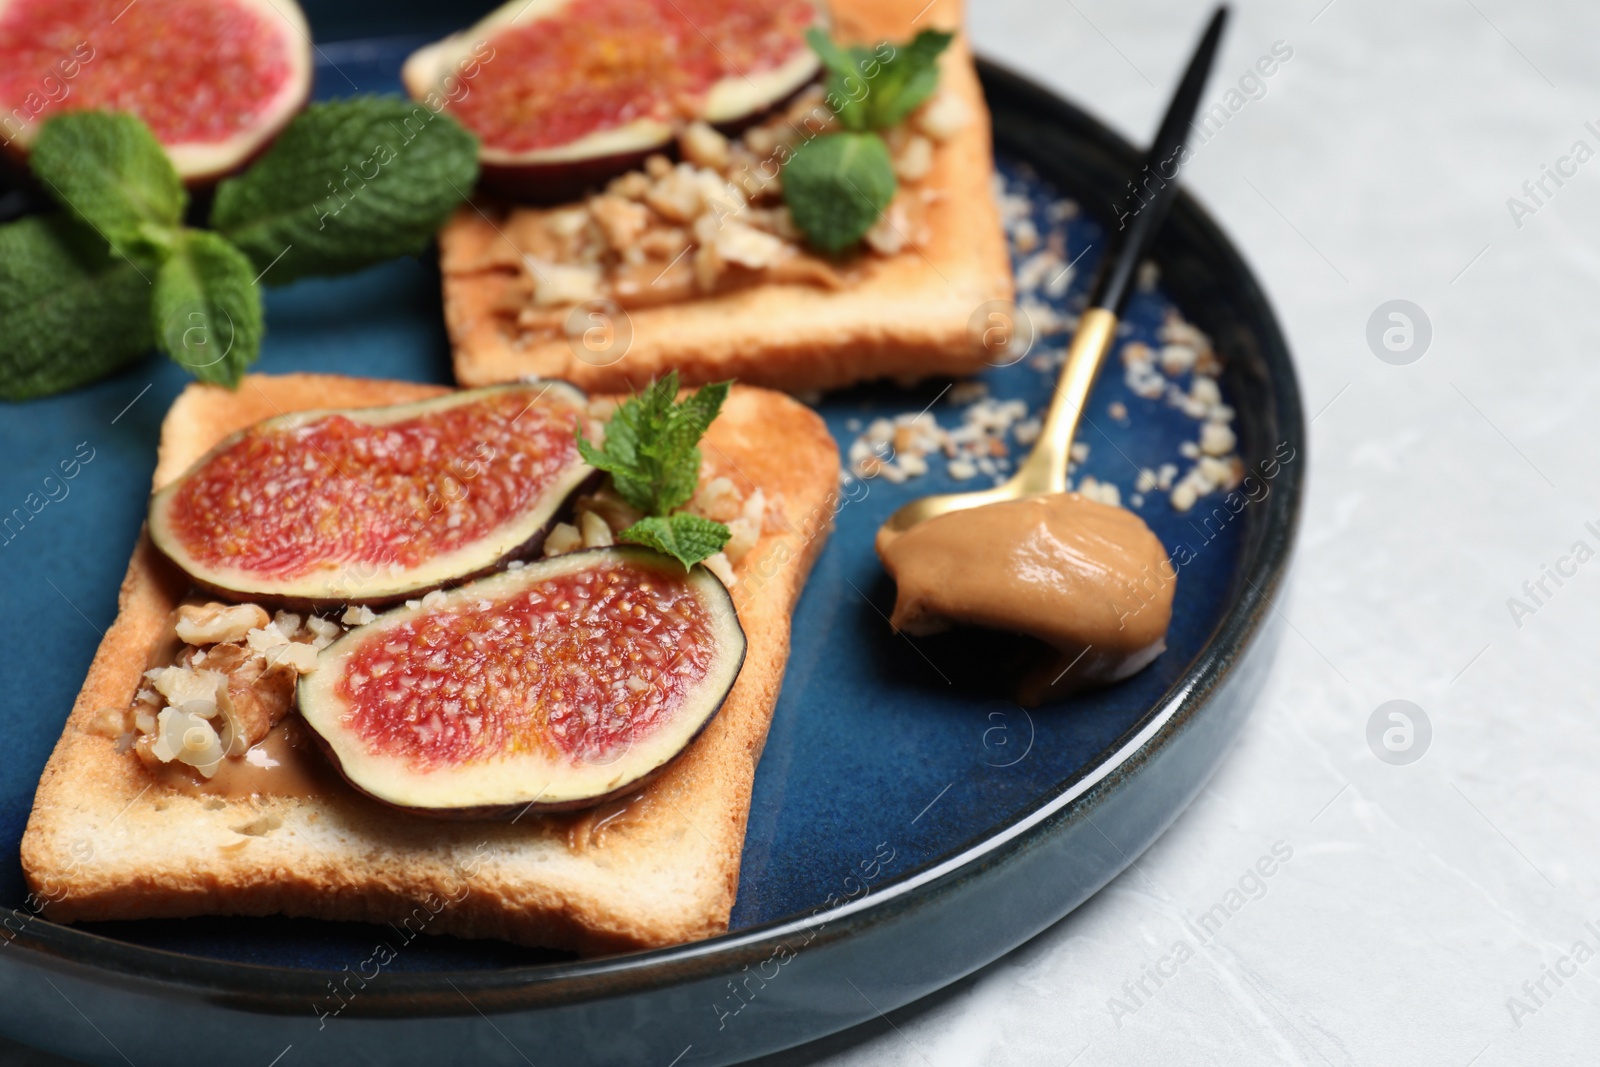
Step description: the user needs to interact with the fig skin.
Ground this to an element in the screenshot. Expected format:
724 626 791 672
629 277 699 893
297 547 748 820
302 725 703 822
148 383 597 610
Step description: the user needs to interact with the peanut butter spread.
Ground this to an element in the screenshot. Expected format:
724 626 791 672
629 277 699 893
877 493 1176 693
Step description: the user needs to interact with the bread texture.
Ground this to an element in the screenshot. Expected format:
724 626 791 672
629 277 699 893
441 0 1013 394
20 373 840 955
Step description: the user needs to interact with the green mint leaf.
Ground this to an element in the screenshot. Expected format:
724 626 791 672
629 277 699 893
807 28 873 131
619 514 731 570
578 432 653 514
211 96 479 286
654 378 730 511
866 30 953 128
808 29 952 131
661 379 730 455
783 132 896 253
0 213 154 401
29 112 185 258
580 373 732 517
152 230 263 387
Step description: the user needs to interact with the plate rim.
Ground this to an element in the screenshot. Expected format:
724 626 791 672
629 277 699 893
5 55 1305 1019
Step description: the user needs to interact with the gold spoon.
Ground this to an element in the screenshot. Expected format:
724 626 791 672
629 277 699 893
878 6 1230 544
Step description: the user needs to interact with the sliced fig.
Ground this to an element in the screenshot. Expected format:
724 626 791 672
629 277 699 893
149 383 595 608
401 0 822 198
0 0 313 184
297 546 747 817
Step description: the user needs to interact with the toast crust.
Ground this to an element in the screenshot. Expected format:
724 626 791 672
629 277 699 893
442 0 1013 394
20 373 839 955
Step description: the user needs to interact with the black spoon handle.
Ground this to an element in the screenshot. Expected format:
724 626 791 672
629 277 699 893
1089 6 1229 313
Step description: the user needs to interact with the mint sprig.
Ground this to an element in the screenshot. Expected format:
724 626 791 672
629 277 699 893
213 97 479 286
783 30 953 252
809 29 953 132
29 112 184 260
0 215 154 401
578 372 735 570
0 99 479 400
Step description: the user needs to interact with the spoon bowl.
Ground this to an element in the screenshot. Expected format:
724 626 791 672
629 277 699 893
877 307 1119 543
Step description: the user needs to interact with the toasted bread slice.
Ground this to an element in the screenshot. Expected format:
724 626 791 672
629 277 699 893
20 373 839 955
442 0 1013 394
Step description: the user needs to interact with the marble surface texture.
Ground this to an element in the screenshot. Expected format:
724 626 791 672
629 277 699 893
8 1 1597 1064
744 0 1600 1063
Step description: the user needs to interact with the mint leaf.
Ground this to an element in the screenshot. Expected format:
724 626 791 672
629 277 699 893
619 514 731 570
211 97 479 285
655 379 729 509
29 112 185 258
0 214 154 401
579 372 732 517
580 374 735 568
152 230 263 387
807 28 875 131
807 29 953 131
783 132 896 253
865 30 953 128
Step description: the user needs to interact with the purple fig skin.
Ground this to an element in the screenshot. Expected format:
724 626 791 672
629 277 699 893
297 547 748 821
478 151 665 204
302 719 715 822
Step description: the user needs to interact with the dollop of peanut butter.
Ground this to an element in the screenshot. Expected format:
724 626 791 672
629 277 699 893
876 493 1176 694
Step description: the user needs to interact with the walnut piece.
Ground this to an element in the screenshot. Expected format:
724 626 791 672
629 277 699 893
174 602 270 646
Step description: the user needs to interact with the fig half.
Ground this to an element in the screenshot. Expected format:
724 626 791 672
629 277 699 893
297 547 747 817
149 383 595 608
0 0 313 184
401 0 823 198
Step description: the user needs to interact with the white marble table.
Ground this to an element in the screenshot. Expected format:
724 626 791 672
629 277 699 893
753 0 1600 1063
10 2 1598 1064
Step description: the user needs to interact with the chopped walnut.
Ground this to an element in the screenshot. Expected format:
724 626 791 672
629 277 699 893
914 88 971 142
864 202 911 256
691 476 744 523
680 120 731 170
579 509 614 548
589 194 652 251
575 485 644 532
341 604 377 626
898 135 935 182
131 601 339 778
723 488 767 563
175 602 269 645
530 260 602 307
186 641 296 752
544 522 584 557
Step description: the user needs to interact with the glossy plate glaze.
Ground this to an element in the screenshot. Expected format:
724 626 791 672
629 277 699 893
0 25 1303 1067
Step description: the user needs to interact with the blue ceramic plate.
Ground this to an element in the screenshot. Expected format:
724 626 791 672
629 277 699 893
0 21 1302 1067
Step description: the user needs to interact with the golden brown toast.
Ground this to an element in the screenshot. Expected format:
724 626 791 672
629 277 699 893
441 0 1013 394
20 372 839 954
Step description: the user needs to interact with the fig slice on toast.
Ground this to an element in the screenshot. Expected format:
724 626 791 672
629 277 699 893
0 0 313 184
149 383 595 608
401 0 823 198
297 546 747 817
